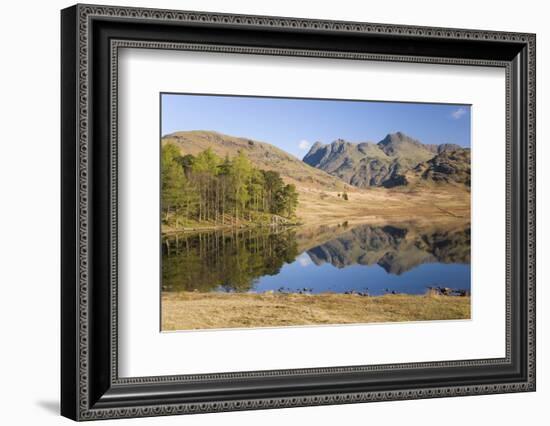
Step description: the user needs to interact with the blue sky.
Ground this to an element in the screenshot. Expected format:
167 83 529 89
161 93 471 159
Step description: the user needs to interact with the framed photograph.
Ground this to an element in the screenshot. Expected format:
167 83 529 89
61 4 536 421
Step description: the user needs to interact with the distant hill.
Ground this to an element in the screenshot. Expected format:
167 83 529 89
162 130 351 191
303 132 466 188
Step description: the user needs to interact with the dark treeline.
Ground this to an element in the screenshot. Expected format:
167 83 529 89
162 144 299 227
162 228 299 292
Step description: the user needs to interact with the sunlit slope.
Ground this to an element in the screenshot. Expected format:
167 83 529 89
162 130 351 191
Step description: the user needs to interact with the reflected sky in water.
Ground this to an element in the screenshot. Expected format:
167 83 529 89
162 222 471 296
252 254 470 295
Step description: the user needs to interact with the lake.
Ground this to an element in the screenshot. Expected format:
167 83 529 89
162 222 471 296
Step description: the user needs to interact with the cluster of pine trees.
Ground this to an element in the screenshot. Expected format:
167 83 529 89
161 144 299 227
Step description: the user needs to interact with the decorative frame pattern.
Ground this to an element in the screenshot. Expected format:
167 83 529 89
110 40 512 383
61 4 536 421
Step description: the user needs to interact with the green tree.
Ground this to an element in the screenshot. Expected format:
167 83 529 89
247 169 265 215
261 170 285 214
281 184 299 218
230 152 252 220
161 144 187 224
192 148 222 222
179 154 196 174
217 156 233 224
192 148 220 174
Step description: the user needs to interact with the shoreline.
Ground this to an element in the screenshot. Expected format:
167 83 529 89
162 186 470 235
162 221 302 235
162 291 471 331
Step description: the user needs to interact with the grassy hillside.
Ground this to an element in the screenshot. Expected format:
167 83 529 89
162 130 351 191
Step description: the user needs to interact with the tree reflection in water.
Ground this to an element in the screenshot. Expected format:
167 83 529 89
162 228 299 293
162 222 470 294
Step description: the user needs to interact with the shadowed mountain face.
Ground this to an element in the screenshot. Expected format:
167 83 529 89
411 148 471 187
306 223 470 275
303 132 467 188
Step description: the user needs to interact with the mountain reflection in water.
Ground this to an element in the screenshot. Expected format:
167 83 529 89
162 222 470 295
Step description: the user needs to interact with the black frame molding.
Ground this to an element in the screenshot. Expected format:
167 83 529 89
61 4 536 421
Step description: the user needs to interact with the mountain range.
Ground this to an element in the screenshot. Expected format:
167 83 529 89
162 130 470 191
303 131 470 188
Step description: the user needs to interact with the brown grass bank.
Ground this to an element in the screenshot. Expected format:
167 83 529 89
161 292 470 331
295 186 470 228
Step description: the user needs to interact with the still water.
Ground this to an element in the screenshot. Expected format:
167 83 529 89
162 222 471 296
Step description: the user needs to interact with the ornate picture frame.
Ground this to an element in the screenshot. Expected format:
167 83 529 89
61 4 535 421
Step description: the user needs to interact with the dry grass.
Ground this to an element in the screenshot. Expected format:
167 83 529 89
161 291 470 331
295 186 470 228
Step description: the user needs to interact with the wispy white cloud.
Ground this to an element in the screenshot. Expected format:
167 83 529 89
451 107 467 120
297 253 312 267
298 139 311 151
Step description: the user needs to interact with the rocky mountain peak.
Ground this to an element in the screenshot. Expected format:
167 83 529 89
377 132 424 155
303 132 469 189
